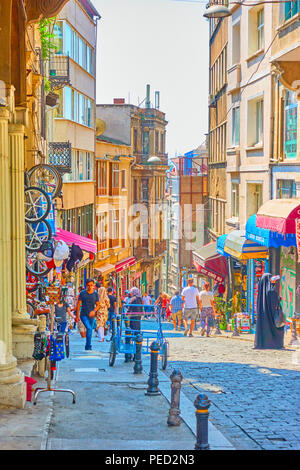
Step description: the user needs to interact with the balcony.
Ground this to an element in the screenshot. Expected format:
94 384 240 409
227 64 241 94
155 240 167 257
48 55 70 90
49 141 72 174
133 245 149 260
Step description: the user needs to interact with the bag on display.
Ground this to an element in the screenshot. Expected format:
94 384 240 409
54 240 69 261
66 244 83 272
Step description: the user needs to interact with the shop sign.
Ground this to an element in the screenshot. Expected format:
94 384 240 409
194 262 224 283
296 219 300 261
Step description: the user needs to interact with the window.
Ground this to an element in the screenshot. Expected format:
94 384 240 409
284 1 300 20
121 170 126 189
231 182 239 218
155 131 159 153
161 133 164 154
143 131 149 155
97 213 107 245
277 180 297 199
232 22 240 65
247 96 264 147
247 183 263 219
256 99 263 144
64 150 94 182
112 164 119 188
61 87 93 127
284 91 297 159
257 9 264 50
248 7 264 56
133 179 138 203
97 161 107 194
141 179 149 201
86 152 93 180
111 210 119 244
232 107 240 146
54 21 94 75
133 129 138 152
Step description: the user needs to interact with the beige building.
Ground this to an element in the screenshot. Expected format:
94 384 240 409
49 0 100 286
226 2 273 232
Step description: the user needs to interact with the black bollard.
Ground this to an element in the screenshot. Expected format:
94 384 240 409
133 333 143 374
167 369 183 426
124 328 132 363
289 318 300 346
214 315 222 335
194 394 211 450
232 314 240 337
145 341 161 396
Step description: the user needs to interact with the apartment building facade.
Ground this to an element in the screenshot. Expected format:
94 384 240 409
97 93 168 297
208 15 228 240
49 0 100 286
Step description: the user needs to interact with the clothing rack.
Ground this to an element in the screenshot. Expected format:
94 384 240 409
33 301 76 405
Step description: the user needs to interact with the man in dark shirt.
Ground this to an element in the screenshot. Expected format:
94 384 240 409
107 287 117 328
76 279 100 351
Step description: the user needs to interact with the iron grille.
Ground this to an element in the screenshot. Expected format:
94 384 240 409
49 141 72 174
48 55 70 90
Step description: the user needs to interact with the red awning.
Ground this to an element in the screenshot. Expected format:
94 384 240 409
54 228 97 254
193 242 228 282
115 256 136 273
256 199 300 234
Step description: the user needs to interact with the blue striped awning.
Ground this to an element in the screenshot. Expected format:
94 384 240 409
217 234 230 257
224 230 269 260
246 215 296 248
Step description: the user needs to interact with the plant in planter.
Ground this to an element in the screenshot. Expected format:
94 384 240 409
214 297 233 330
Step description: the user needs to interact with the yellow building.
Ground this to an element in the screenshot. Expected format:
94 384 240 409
94 134 136 303
0 0 69 408
49 0 100 287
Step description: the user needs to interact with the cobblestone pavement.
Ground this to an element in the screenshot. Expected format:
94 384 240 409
162 327 300 450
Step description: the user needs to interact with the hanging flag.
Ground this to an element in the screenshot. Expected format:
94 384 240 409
296 219 300 262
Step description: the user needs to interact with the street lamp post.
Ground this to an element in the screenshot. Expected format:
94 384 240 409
203 1 231 18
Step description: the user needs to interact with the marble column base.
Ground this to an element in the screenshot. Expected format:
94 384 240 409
0 358 26 409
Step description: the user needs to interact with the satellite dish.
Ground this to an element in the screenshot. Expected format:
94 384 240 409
96 118 106 136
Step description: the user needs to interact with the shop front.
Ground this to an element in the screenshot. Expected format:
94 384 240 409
192 242 228 287
217 230 269 327
255 199 300 318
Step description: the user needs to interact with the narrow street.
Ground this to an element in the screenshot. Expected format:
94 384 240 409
165 326 300 450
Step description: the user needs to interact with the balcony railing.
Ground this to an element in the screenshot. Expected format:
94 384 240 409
155 240 167 257
48 55 70 90
49 141 72 174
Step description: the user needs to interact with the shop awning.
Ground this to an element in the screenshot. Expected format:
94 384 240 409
193 242 228 282
256 198 300 234
224 230 268 260
94 263 115 275
54 228 97 254
217 234 230 257
246 215 296 248
115 256 136 273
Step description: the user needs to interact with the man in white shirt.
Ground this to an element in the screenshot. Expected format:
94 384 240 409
181 278 200 337
142 292 152 318
199 281 216 337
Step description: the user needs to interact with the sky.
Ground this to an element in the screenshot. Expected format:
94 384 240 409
93 0 209 158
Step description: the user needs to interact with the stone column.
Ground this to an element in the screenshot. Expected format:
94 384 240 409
0 108 26 408
9 122 37 360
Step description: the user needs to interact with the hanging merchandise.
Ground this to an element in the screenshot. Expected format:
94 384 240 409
46 286 60 304
32 332 47 361
54 240 69 261
66 244 84 272
49 333 65 361
37 240 54 262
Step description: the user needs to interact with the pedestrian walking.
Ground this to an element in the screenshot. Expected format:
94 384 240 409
199 282 216 337
170 291 184 331
107 287 117 331
75 279 100 351
55 298 76 333
143 291 152 318
96 286 110 342
128 287 143 332
181 278 200 337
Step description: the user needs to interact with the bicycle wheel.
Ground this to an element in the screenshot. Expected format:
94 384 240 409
26 251 52 277
109 337 117 367
25 220 52 252
28 164 62 199
25 186 51 223
161 341 168 370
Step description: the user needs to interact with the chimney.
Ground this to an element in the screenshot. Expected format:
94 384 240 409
146 84 151 108
155 91 160 109
113 98 125 105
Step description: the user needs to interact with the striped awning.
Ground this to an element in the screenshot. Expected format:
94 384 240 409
94 263 115 275
54 228 97 254
224 230 268 260
193 242 228 282
115 256 136 273
246 215 296 248
256 198 300 234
